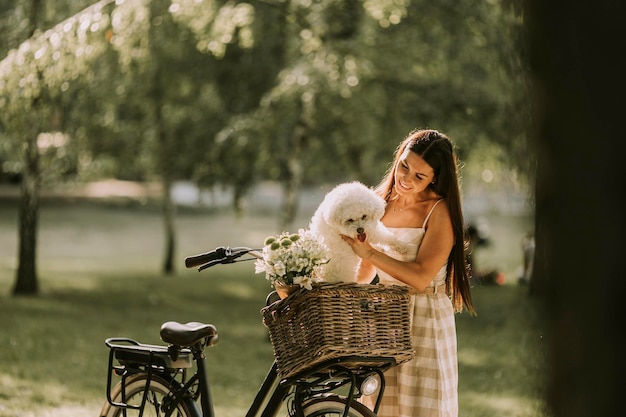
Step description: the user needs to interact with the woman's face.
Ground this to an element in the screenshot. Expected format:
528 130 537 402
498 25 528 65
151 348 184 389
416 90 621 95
393 148 436 197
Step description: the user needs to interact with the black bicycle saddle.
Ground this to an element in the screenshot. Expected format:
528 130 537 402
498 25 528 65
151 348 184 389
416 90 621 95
160 321 219 347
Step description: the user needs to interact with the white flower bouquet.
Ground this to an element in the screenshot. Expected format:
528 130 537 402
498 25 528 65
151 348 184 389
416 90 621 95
255 229 329 290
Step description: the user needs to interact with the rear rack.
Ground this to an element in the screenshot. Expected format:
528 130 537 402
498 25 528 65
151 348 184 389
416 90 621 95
105 338 193 411
106 338 193 369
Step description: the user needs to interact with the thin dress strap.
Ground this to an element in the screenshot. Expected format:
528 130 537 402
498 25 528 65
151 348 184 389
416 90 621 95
422 199 444 229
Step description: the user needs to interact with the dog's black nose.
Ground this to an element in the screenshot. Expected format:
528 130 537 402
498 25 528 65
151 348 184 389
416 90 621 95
357 227 364 234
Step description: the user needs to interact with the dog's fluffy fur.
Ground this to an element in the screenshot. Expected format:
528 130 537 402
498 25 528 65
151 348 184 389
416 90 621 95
309 181 407 283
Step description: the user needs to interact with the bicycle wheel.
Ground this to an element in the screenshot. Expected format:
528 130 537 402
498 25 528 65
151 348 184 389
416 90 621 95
300 396 376 417
99 372 193 417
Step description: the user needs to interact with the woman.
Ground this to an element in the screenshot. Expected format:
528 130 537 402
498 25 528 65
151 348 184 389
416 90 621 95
342 129 475 417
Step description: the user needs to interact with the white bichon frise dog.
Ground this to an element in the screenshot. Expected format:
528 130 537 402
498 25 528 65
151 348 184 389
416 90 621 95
309 181 407 283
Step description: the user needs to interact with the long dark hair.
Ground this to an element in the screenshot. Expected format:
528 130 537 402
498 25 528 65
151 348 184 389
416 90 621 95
375 129 475 314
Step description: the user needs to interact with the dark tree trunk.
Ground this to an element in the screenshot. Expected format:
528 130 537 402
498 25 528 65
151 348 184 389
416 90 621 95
13 0 43 296
527 1 626 416
154 82 176 275
149 1 176 275
13 132 40 295
162 176 176 274
153 67 176 275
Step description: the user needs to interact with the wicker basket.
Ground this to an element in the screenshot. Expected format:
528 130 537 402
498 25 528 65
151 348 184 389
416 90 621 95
261 282 414 379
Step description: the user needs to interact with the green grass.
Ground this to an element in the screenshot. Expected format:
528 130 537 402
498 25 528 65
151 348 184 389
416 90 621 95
457 285 548 417
0 200 546 417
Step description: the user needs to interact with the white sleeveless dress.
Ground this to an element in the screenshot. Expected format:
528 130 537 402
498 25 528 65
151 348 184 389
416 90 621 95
363 200 458 417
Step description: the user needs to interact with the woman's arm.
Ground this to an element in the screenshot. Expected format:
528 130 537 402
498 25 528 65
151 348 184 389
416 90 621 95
356 259 377 284
342 203 454 291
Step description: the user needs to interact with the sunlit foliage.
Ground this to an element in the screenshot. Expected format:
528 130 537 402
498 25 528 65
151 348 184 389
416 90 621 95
170 0 255 58
0 0 529 224
0 1 113 113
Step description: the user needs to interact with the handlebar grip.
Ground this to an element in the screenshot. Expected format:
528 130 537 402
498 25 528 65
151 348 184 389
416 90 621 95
184 247 227 268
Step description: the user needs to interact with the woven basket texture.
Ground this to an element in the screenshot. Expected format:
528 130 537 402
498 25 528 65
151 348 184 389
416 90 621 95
261 282 414 379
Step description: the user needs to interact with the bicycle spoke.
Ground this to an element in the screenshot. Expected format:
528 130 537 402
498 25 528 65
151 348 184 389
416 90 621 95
148 391 161 416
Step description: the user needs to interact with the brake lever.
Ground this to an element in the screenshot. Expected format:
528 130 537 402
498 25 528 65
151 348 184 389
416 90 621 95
198 258 228 271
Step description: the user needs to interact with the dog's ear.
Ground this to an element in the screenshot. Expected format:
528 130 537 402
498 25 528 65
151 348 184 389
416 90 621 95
321 202 338 225
370 199 385 220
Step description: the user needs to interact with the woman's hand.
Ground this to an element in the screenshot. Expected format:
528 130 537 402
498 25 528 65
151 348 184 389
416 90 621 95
341 234 376 260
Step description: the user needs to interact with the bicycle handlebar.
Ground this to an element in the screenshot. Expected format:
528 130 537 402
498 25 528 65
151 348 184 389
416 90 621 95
184 246 262 271
184 246 229 268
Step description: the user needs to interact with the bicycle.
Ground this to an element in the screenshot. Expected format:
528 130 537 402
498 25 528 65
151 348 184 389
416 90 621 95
99 246 403 417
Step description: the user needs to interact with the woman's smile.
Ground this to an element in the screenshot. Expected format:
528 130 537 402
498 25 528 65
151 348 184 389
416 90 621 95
398 180 411 191
397 179 412 192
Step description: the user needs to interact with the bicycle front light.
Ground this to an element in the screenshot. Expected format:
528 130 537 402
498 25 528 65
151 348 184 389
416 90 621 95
360 375 380 396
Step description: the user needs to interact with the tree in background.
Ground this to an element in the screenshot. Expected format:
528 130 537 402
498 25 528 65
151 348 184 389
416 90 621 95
0 0 262 280
0 0 108 294
13 0 42 295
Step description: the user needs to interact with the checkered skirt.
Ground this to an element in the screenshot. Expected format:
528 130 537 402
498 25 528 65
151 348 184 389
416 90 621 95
361 291 458 417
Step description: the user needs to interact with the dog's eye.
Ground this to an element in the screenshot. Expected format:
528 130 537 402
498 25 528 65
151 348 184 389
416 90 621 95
346 219 354 223
361 215 367 220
